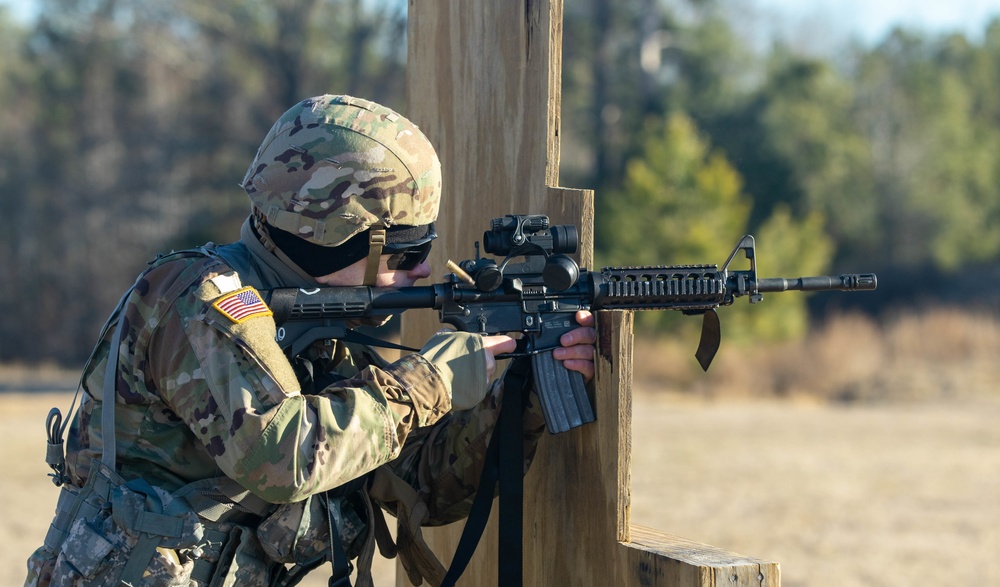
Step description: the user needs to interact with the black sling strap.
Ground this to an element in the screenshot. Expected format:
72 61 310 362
326 491 355 587
440 357 533 587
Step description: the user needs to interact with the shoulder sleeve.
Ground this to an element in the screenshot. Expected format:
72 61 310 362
150 272 443 504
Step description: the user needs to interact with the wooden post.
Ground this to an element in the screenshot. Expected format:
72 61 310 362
402 2 781 586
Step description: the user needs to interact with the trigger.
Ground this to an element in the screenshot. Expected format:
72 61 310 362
695 309 721 372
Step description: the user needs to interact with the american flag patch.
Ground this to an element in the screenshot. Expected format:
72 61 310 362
212 286 272 323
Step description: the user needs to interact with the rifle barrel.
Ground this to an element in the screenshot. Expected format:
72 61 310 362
756 273 877 293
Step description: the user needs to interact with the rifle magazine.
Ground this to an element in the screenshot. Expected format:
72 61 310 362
531 350 595 434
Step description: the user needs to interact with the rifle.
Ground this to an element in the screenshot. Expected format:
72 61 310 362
263 214 877 434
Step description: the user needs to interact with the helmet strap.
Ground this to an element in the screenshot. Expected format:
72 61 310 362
363 227 387 286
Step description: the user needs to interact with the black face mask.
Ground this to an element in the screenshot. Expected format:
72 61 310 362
266 222 436 277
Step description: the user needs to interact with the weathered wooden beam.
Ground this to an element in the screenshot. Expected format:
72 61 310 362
403 2 781 586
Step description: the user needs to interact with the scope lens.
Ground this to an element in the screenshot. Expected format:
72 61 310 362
482 229 508 256
549 225 579 254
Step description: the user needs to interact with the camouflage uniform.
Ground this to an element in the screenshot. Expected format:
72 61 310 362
25 96 548 586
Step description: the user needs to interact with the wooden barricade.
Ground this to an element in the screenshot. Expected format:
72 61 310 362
400 2 781 585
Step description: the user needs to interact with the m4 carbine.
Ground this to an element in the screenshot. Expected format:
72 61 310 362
262 214 877 434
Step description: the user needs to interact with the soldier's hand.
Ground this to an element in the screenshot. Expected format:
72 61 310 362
553 310 597 382
481 335 517 380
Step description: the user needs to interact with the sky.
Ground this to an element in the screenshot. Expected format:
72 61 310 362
752 0 1000 44
4 0 1000 47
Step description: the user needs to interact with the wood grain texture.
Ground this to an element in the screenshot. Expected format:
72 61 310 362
402 1 780 585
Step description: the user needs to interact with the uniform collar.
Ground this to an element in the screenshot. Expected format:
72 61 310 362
238 216 320 290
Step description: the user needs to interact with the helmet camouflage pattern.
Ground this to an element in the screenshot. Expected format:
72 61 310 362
241 95 442 247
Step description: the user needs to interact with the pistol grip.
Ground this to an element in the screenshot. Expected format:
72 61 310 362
531 350 595 434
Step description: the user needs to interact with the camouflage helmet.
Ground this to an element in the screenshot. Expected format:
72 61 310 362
241 95 442 247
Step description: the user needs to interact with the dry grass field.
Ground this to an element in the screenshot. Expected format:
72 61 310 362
629 395 1000 587
2 309 999 587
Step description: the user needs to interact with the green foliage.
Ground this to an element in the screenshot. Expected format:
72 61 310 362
597 112 833 343
723 208 834 343
0 0 408 364
599 113 750 267
758 56 877 248
852 31 1000 269
666 12 760 118
5 0 1000 364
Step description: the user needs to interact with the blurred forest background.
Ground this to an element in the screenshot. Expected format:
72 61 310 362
2 0 1000 368
4 4 999 585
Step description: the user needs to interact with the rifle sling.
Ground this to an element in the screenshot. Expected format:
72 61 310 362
440 357 532 587
339 329 420 354
498 356 528 586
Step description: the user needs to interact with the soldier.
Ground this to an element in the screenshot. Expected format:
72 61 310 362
26 95 597 587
